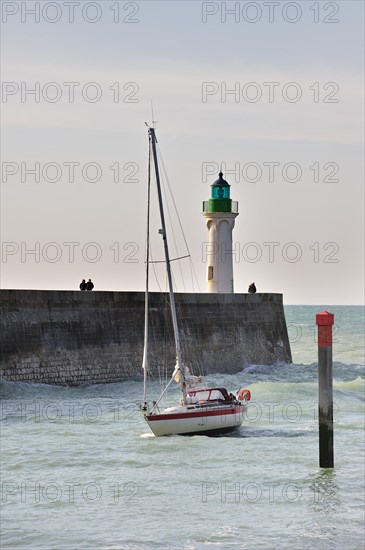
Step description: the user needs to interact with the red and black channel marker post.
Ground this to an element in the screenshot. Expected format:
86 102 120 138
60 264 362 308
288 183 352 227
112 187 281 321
316 311 335 468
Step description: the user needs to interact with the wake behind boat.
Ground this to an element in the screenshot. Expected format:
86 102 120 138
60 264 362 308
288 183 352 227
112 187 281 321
140 126 251 437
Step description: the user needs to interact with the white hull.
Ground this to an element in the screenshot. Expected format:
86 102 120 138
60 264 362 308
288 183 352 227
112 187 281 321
145 403 246 437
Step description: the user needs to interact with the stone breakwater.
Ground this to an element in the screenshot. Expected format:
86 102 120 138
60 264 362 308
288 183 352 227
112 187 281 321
0 290 292 386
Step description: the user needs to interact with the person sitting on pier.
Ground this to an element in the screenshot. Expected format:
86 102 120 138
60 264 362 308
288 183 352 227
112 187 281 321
248 282 257 294
79 279 86 291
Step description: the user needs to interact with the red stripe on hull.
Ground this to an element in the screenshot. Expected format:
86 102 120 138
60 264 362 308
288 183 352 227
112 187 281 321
146 406 243 422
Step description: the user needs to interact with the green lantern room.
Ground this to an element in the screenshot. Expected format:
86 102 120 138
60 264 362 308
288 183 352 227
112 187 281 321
203 172 238 214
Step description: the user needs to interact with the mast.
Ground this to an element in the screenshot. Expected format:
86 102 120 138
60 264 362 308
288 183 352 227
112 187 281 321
149 127 187 404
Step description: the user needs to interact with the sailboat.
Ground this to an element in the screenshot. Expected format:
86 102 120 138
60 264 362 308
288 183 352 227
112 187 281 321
140 126 251 436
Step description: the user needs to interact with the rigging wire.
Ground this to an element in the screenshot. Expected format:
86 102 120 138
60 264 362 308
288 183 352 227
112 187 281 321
145 129 206 394
142 135 152 404
147 173 174 399
156 143 202 293
156 148 185 293
155 144 205 377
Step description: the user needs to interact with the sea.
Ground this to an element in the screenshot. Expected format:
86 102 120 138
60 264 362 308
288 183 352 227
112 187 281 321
1 305 364 550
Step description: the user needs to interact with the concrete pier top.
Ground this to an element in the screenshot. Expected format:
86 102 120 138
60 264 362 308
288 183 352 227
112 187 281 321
0 289 284 304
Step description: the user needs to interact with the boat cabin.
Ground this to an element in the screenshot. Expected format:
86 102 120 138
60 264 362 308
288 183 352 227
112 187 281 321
186 387 233 404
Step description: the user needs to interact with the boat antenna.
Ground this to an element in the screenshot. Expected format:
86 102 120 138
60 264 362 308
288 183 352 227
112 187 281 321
151 101 157 129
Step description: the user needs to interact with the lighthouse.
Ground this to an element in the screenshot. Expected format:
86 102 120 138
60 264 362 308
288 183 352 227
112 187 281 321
202 172 239 293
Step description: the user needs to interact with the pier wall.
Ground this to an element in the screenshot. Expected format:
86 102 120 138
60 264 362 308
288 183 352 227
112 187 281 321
0 290 292 386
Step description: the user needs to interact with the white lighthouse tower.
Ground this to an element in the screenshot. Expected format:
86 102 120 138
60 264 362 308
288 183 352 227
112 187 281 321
202 172 239 293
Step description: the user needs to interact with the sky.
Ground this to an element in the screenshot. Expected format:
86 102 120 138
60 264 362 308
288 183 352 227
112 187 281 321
1 0 364 304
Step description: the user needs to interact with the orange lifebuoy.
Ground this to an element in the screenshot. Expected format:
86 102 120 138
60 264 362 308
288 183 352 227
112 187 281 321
238 388 251 402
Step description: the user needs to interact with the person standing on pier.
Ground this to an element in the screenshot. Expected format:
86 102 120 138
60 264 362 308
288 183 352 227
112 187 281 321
79 279 86 291
86 279 94 291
